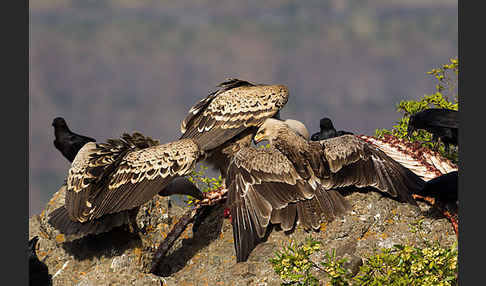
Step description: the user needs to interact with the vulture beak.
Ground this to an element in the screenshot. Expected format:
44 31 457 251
253 133 264 144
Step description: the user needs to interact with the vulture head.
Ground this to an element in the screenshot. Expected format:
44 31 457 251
254 118 307 144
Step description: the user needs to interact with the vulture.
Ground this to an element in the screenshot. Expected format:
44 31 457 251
52 117 96 162
48 132 205 237
407 108 458 152
29 236 52 286
179 79 352 262
225 145 350 261
310 117 353 141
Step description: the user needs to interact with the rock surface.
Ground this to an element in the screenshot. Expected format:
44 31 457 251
29 184 457 286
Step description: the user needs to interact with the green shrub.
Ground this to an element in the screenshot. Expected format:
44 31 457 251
320 250 352 286
269 239 322 286
353 242 458 286
270 239 458 286
185 164 223 205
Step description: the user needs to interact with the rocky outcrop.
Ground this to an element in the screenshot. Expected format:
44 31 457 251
29 184 456 286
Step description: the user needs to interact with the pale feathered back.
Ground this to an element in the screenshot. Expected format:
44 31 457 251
284 119 310 140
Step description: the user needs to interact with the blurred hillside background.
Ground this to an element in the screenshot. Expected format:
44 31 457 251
29 0 457 216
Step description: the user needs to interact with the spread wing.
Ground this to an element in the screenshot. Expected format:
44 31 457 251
180 79 289 151
316 135 424 204
64 136 201 223
226 146 349 262
356 134 458 181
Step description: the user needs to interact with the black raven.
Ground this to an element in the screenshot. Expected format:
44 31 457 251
29 236 52 286
52 117 96 162
414 171 458 235
407 109 458 152
418 171 458 203
310 117 353 141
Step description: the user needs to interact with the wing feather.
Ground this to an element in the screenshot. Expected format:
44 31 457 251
319 135 366 173
318 135 423 204
226 146 349 262
357 134 458 181
64 137 201 223
180 79 289 151
270 204 297 231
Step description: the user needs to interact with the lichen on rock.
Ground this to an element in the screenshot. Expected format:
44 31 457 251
29 183 456 285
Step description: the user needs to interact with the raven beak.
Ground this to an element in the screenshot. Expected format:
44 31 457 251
407 125 414 137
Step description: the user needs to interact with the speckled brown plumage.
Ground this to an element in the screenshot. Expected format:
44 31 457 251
169 81 348 263
180 78 289 151
48 132 204 237
181 80 349 262
226 146 350 262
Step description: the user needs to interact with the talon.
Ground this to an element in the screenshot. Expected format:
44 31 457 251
443 210 458 236
412 194 435 205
